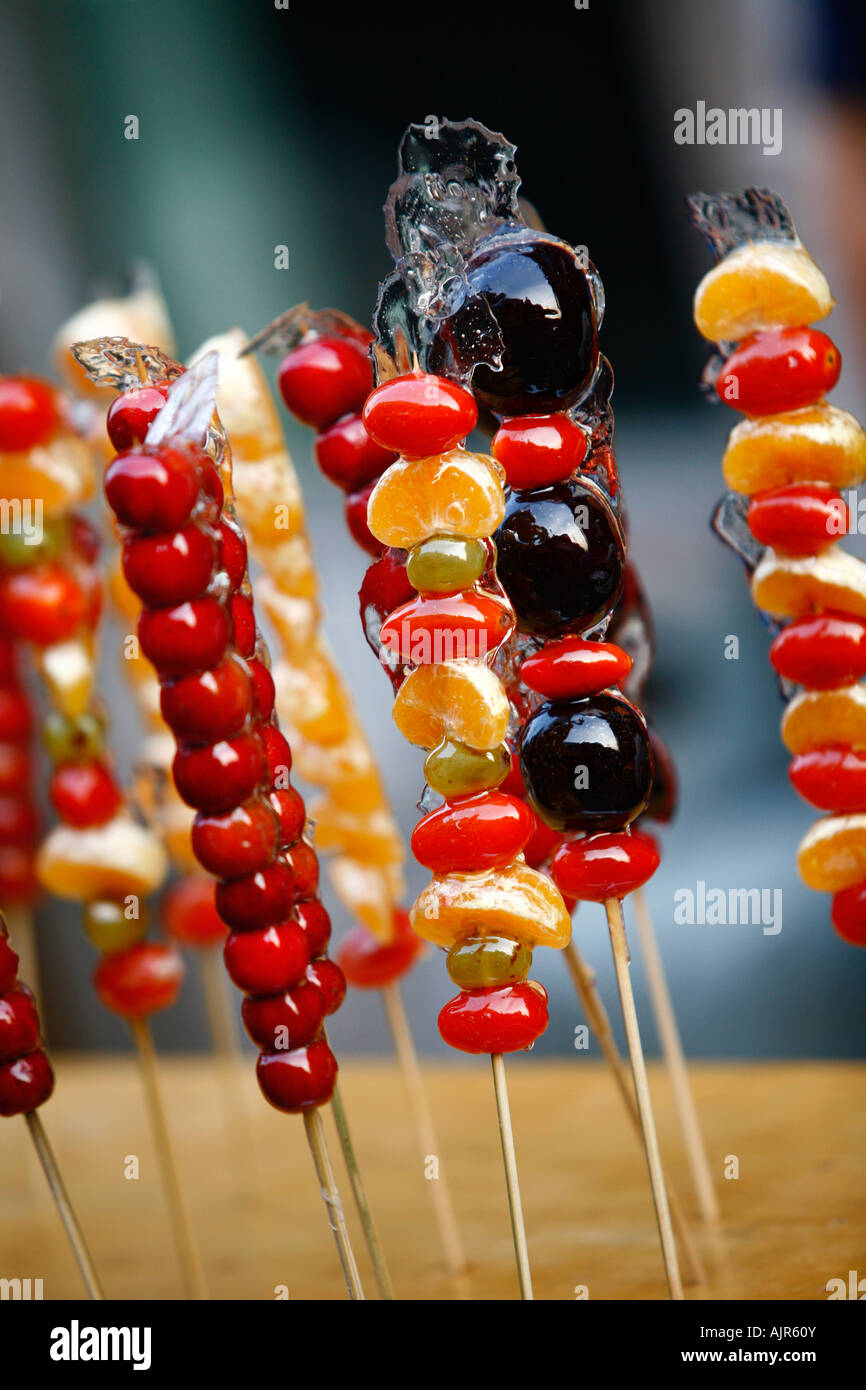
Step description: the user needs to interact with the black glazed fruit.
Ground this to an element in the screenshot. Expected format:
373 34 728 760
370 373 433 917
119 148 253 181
519 691 654 833
494 476 625 636
432 236 599 416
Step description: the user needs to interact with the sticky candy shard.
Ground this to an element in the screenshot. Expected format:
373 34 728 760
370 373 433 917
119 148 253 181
693 241 834 343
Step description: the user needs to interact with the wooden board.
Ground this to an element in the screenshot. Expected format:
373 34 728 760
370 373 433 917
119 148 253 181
1 1058 863 1301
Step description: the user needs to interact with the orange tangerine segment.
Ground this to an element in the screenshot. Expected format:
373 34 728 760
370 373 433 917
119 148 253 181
781 685 866 754
309 797 403 866
752 548 866 621
694 241 834 342
0 435 94 516
797 815 866 892
367 449 505 548
722 405 866 494
411 861 572 950
393 660 510 750
328 857 400 943
231 456 305 544
272 652 351 746
259 584 318 658
264 535 318 599
36 816 169 902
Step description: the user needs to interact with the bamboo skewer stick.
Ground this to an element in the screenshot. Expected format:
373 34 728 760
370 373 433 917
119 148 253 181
632 887 720 1224
563 939 705 1284
604 897 684 1300
303 1107 365 1300
490 1052 533 1300
381 982 467 1279
129 1017 207 1300
25 1111 104 1300
5 907 41 1020
329 1079 394 1300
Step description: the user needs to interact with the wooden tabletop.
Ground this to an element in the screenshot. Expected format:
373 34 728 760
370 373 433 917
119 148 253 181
1 1057 863 1301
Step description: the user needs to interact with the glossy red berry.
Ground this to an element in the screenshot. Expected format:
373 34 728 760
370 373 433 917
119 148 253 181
520 637 632 699
294 900 331 956
94 942 184 1018
224 920 309 994
192 801 278 880
438 982 549 1054
105 446 201 531
0 690 33 744
315 413 395 492
748 483 847 556
304 958 345 1015
0 931 19 992
491 414 587 489
49 760 121 828
0 986 40 1061
173 733 265 814
161 874 226 947
716 327 841 416
345 480 384 556
258 725 293 787
242 978 325 1050
0 797 38 844
769 613 866 690
831 881 866 947
160 658 253 743
278 337 372 429
247 658 275 719
0 564 89 646
412 792 534 874
218 522 247 590
0 846 38 904
106 384 170 452
256 1040 337 1113
337 910 423 989
363 373 478 457
228 593 256 658
0 377 58 451
0 1048 54 1116
139 598 230 678
122 525 215 607
0 745 30 795
70 515 101 565
268 787 305 846
551 829 660 902
380 590 514 665
215 862 295 931
282 842 319 900
788 748 866 813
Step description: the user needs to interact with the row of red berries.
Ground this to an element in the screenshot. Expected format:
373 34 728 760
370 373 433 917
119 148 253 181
0 914 53 1116
101 378 346 1112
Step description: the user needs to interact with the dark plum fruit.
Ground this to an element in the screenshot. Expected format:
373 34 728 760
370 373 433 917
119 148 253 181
494 477 625 636
432 236 599 416
519 691 654 833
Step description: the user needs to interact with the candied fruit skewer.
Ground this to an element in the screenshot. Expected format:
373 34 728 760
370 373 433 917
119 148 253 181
85 341 366 1301
370 117 687 1298
0 630 41 997
687 187 866 947
0 909 104 1297
362 367 566 1301
98 344 393 1299
0 370 211 1297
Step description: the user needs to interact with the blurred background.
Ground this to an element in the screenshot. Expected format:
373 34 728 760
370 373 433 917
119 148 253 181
0 0 864 1058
